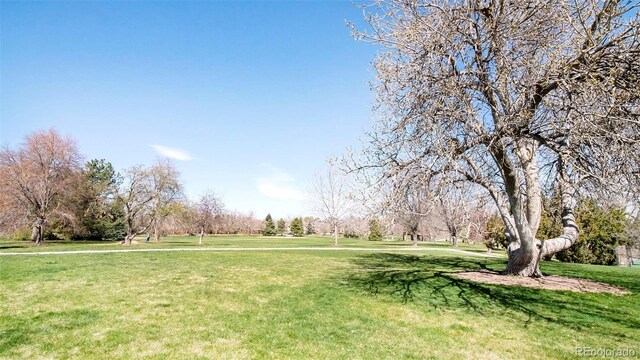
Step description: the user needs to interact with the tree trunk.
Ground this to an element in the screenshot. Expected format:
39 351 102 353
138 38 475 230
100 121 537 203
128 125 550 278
31 218 45 246
154 225 160 243
123 233 134 246
411 231 418 247
333 223 339 246
503 164 579 277
503 242 544 277
199 226 204 245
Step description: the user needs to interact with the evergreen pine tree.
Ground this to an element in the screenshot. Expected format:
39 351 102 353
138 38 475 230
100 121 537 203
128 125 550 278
290 217 304 237
556 199 629 265
305 218 316 235
262 214 276 236
368 218 383 241
276 218 287 235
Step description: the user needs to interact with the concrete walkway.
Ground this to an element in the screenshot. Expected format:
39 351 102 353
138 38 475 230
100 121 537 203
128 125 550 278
0 247 502 258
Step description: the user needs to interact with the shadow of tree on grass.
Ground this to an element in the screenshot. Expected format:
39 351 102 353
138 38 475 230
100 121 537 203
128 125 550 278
342 253 640 337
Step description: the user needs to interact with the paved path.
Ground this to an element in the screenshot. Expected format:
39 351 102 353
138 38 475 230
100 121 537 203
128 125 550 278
0 247 502 258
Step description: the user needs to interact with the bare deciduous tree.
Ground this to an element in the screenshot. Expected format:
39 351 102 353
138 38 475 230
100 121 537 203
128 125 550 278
149 160 184 242
117 160 183 245
436 182 472 247
194 190 224 245
118 165 155 245
0 129 82 245
393 180 436 246
351 0 640 276
311 162 352 246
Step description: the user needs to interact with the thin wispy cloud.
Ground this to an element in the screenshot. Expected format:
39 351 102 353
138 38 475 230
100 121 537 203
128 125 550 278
150 145 193 161
256 163 307 201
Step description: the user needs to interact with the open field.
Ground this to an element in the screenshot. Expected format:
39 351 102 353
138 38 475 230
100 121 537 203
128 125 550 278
0 235 491 253
1 236 638 359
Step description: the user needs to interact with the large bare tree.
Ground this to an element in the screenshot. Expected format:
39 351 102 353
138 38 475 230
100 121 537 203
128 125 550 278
0 129 82 245
351 0 640 276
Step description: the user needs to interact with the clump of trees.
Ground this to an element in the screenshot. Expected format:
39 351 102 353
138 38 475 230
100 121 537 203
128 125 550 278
0 129 233 245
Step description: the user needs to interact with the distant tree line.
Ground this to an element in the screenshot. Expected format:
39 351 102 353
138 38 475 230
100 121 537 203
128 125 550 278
0 129 257 245
260 214 312 237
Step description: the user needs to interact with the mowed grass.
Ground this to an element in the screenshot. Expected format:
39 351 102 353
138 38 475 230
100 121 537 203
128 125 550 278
0 236 638 359
0 234 488 253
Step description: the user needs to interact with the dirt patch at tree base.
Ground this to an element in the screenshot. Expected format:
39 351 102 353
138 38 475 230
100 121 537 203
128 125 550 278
454 270 629 295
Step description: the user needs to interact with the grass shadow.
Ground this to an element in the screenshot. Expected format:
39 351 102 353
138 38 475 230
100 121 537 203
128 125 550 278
342 253 640 336
0 245 26 250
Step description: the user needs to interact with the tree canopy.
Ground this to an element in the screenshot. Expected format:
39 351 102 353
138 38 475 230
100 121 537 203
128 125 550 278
351 0 640 276
0 129 82 245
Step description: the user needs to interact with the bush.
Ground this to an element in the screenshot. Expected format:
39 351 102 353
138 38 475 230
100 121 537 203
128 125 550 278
483 215 509 251
10 228 32 241
343 230 360 238
555 200 629 265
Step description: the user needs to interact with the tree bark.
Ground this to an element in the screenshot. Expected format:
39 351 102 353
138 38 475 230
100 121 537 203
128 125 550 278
503 158 579 276
333 223 339 246
199 226 204 245
503 242 544 277
31 218 45 246
123 233 134 246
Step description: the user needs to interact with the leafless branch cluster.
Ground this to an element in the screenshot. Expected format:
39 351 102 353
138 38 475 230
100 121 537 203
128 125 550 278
117 160 184 245
311 161 353 246
0 129 82 244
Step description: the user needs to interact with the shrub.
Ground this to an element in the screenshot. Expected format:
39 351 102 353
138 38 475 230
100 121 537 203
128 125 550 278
10 228 32 241
556 200 630 265
483 215 509 251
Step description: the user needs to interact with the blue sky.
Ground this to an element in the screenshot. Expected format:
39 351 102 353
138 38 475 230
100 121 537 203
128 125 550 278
1 1 377 218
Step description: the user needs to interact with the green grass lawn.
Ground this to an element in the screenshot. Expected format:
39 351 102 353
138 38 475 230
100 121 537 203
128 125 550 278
0 236 638 359
0 234 489 253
